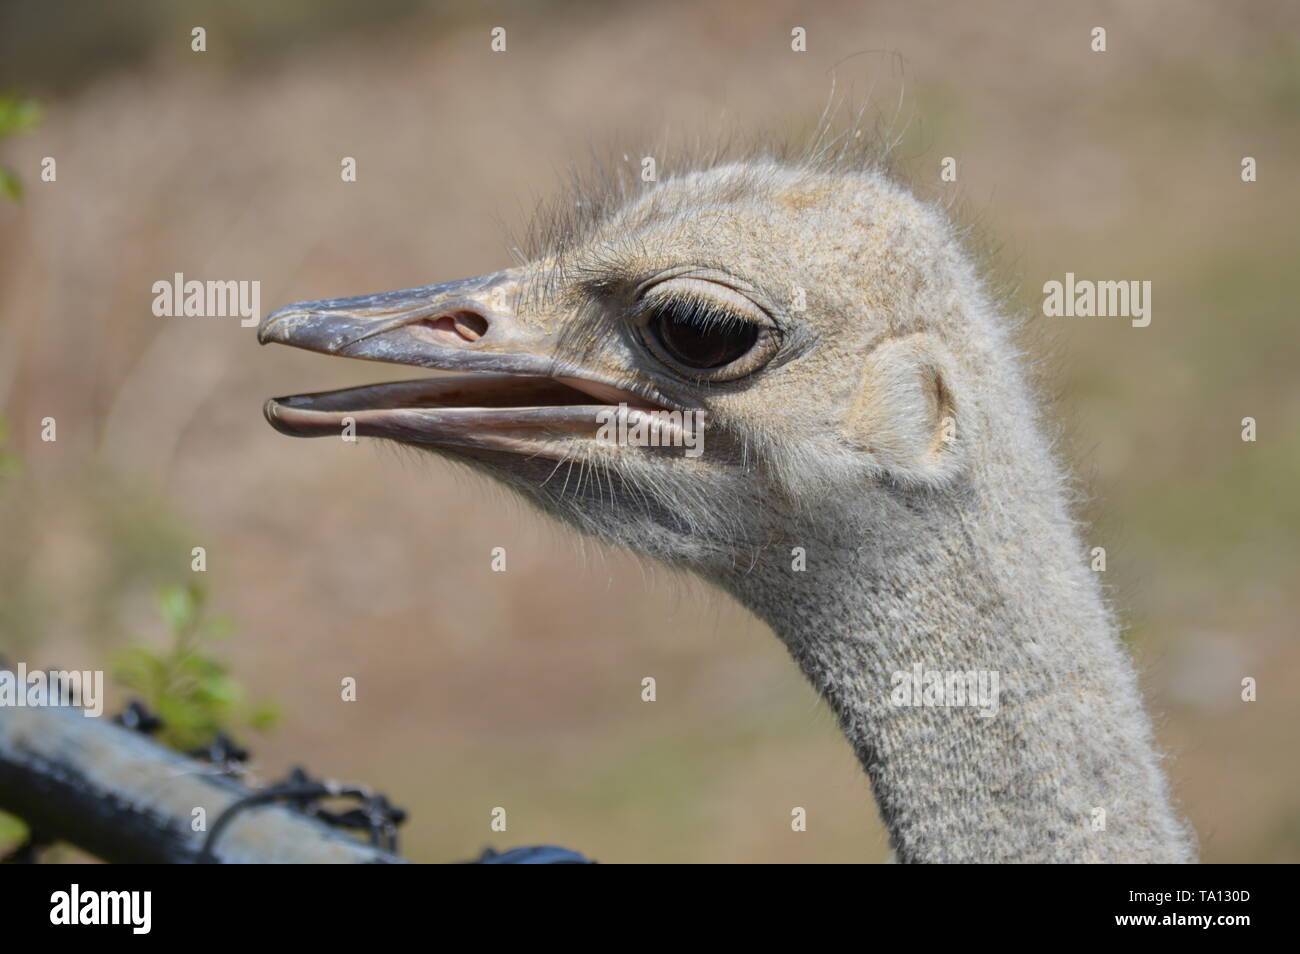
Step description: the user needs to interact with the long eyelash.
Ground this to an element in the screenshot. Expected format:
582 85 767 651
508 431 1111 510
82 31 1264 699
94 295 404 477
638 293 753 331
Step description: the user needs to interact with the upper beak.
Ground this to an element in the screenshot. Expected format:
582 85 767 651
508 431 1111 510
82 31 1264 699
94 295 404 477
258 269 682 458
257 268 555 375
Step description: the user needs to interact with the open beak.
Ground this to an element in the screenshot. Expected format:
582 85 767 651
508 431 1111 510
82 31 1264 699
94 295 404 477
258 269 685 460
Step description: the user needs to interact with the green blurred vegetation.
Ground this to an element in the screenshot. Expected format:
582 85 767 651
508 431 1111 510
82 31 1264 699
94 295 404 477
1 580 278 860
0 814 27 860
0 472 192 660
113 582 278 751
0 416 19 479
0 91 41 200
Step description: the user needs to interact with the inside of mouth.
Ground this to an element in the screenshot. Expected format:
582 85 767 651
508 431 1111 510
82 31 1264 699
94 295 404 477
274 374 661 414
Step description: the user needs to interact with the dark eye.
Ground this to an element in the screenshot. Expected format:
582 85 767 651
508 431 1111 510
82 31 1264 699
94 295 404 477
646 298 760 370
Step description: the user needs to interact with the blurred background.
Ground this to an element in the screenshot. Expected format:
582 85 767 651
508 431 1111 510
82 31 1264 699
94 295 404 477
1 0 1296 863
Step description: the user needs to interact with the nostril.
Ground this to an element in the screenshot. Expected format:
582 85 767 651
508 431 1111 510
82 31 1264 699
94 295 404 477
449 310 489 341
412 310 490 345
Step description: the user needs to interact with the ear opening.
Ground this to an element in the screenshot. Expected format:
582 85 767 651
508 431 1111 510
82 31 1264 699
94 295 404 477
842 333 968 485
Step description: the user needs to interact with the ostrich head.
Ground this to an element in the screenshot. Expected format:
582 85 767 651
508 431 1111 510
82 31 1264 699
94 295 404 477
259 148 1194 863
259 157 978 576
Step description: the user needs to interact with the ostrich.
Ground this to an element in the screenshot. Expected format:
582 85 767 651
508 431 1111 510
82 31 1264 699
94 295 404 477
257 137 1194 863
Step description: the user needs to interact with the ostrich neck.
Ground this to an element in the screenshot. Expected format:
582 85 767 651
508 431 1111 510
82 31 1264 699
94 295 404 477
721 458 1191 863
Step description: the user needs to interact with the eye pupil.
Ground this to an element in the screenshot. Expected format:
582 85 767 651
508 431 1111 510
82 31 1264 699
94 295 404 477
650 302 759 370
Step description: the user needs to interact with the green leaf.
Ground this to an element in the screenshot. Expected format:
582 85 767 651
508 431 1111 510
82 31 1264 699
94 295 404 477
111 647 166 693
157 583 201 633
192 672 240 707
